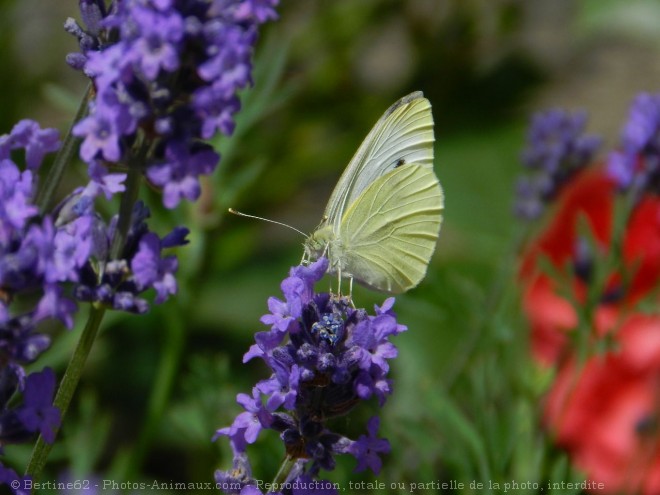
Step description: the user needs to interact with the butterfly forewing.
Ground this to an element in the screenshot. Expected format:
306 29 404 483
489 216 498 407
323 92 434 231
336 164 443 293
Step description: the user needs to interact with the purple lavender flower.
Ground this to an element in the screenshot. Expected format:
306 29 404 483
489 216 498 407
515 109 601 220
64 0 107 70
213 387 273 453
75 108 124 163
130 5 184 80
15 368 60 443
68 0 279 208
0 112 189 492
0 368 60 446
146 142 219 208
348 417 390 474
34 286 78 329
0 463 30 495
0 369 59 494
74 201 189 313
131 232 178 303
0 120 60 171
215 258 403 490
606 93 660 196
0 120 76 486
0 121 89 371
85 161 126 200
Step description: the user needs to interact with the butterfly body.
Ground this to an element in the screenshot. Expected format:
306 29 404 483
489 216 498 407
304 92 443 294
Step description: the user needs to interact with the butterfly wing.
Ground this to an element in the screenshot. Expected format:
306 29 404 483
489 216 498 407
337 163 443 294
322 92 434 231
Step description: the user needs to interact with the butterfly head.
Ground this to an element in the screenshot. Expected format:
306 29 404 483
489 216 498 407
303 225 335 262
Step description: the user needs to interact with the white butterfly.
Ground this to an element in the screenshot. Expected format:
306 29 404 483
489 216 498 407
304 92 444 294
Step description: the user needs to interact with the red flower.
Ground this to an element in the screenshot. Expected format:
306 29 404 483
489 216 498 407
545 315 660 494
520 166 660 492
520 167 660 364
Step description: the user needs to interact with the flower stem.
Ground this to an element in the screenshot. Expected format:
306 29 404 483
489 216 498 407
269 455 297 493
110 155 144 259
24 304 106 480
35 83 93 214
26 144 144 483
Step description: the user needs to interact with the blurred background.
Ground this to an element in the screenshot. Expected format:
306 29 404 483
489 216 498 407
2 0 660 493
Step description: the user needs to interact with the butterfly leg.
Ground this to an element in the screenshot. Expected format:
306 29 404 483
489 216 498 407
348 276 355 308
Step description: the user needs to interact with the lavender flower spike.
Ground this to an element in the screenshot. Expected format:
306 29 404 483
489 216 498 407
215 258 404 492
607 93 660 196
68 0 279 208
514 109 601 220
0 121 88 367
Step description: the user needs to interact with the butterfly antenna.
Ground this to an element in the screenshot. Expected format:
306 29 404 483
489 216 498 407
228 208 308 238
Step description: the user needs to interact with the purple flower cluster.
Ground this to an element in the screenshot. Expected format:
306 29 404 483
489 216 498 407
66 0 278 208
0 120 100 492
70 200 189 314
214 258 401 494
0 121 84 365
0 367 61 494
515 109 601 220
0 115 190 492
0 1 277 490
607 93 660 196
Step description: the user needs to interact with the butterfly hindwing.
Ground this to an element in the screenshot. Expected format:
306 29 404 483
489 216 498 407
336 164 444 293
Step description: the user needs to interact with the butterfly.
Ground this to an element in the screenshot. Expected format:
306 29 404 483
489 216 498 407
303 91 444 294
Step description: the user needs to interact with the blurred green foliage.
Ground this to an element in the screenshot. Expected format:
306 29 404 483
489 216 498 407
2 0 660 493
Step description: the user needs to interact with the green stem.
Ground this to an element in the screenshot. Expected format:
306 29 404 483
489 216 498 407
25 305 106 479
26 143 144 485
110 158 144 258
35 84 93 214
269 456 297 493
